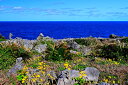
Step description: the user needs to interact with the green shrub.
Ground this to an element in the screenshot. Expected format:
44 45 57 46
45 42 75 61
73 64 86 70
0 43 31 69
74 38 98 46
95 44 128 61
0 34 6 41
121 37 128 43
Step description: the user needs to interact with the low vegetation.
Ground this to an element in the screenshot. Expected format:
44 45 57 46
0 35 128 85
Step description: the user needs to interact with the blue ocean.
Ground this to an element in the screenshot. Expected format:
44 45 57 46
0 21 128 39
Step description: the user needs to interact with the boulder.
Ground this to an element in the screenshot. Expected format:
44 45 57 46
79 46 91 55
7 57 23 76
37 33 44 41
34 44 47 53
83 67 100 82
57 69 80 85
67 40 91 55
68 41 81 50
98 82 110 85
9 33 13 39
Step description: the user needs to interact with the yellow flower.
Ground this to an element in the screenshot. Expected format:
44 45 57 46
47 74 51 76
82 74 87 76
41 71 45 74
64 63 69 68
79 75 83 78
40 79 44 82
114 62 119 65
36 75 40 78
108 76 111 78
38 62 43 65
31 78 37 82
23 66 28 70
22 80 25 83
79 71 87 78
112 81 115 84
103 79 108 83
67 68 71 70
26 71 29 74
108 59 112 62
80 71 86 74
22 78 25 81
38 66 43 70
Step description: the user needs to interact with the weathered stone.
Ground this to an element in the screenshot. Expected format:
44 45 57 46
79 46 91 55
68 41 81 50
57 69 80 85
48 71 57 79
37 33 44 40
7 57 23 76
1 38 37 50
9 33 13 39
34 44 47 53
83 67 100 82
98 82 110 85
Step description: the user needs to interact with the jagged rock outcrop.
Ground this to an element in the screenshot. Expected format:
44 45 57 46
1 38 37 50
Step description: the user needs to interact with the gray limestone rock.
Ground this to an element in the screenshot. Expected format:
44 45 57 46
83 67 100 82
37 33 44 41
57 69 80 85
98 82 110 85
34 44 47 53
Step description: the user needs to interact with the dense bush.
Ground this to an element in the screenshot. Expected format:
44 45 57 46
0 34 6 41
45 41 76 61
0 43 31 69
121 37 128 43
74 38 98 46
95 44 128 61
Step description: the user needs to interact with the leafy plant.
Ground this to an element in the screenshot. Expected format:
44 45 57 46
0 43 31 69
45 41 75 61
94 44 128 61
74 77 86 85
73 64 86 70
121 37 128 43
74 38 98 46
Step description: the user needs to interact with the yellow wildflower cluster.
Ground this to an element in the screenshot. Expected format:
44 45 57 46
47 74 55 79
19 57 52 84
102 75 119 84
95 58 120 65
107 59 120 65
64 62 71 70
103 79 108 83
79 71 87 78
22 76 28 83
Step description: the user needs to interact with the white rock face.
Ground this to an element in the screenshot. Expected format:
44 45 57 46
83 67 100 82
34 44 47 53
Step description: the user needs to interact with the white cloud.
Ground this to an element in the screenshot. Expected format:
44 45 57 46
13 6 23 10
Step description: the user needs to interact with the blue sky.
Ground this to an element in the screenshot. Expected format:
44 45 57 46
0 0 128 21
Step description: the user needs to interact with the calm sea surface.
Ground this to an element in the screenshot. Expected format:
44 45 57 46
0 21 128 39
